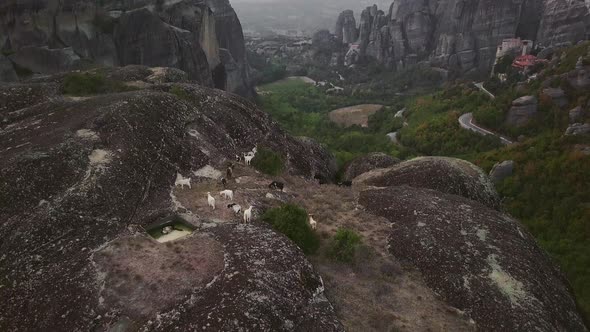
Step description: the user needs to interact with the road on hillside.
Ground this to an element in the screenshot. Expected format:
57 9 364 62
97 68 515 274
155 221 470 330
459 113 513 145
474 82 495 99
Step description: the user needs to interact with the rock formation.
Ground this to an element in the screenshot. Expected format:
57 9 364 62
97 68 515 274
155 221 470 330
0 66 338 330
489 160 515 184
507 95 538 127
569 106 585 123
0 0 254 97
565 123 590 136
360 185 587 331
355 157 501 210
541 87 568 108
343 152 400 181
2 66 588 330
205 0 254 97
334 0 590 75
335 10 358 44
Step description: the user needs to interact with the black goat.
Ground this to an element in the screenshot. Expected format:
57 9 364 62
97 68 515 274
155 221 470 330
268 181 284 191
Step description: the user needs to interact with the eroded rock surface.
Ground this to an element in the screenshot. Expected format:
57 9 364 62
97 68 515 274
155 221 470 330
0 0 254 97
507 95 538 127
355 156 501 210
360 185 587 332
0 67 338 331
344 152 400 181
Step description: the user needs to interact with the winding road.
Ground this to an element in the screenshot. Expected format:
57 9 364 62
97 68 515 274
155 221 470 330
459 113 513 145
457 82 512 145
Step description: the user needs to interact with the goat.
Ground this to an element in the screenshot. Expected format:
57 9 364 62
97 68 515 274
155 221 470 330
175 173 192 189
226 166 233 179
244 153 255 166
251 146 257 154
221 177 227 188
338 181 352 187
268 181 284 191
308 214 317 230
244 205 253 223
220 189 234 201
227 203 242 214
207 192 215 210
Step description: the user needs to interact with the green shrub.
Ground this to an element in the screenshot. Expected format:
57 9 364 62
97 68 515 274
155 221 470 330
63 72 133 96
251 147 284 176
327 228 362 263
261 204 319 254
170 85 191 100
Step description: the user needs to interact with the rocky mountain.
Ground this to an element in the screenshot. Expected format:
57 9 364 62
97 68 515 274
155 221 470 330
332 0 590 75
0 65 338 331
0 0 254 97
0 66 587 330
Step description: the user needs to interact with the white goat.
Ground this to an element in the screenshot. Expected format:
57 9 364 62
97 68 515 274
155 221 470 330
228 203 242 215
244 153 255 165
220 189 234 201
207 192 215 210
251 146 257 154
243 205 253 223
308 214 317 230
175 173 191 189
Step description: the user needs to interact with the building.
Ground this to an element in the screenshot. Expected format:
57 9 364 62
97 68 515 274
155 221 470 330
496 38 534 58
512 54 547 70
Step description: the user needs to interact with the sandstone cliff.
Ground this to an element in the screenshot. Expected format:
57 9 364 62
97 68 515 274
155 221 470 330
0 0 254 97
337 0 590 75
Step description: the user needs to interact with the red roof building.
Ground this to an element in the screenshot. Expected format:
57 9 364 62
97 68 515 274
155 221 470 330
512 54 547 70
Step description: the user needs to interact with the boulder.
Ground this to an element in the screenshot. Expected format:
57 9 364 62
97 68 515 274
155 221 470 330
355 157 501 210
506 96 538 127
0 54 17 82
541 88 568 109
512 95 537 107
359 186 587 331
0 69 340 330
569 106 585 123
565 123 590 136
489 160 514 184
343 152 400 181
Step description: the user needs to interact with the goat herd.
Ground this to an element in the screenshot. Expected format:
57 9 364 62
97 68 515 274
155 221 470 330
173 146 319 228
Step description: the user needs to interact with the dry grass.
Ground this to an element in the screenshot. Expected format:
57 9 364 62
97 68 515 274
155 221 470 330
94 234 224 319
328 104 384 128
170 163 475 331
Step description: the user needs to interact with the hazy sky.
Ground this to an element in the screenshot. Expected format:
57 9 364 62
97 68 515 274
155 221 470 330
232 0 393 33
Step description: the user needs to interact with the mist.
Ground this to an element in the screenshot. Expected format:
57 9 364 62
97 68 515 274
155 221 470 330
231 0 392 36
